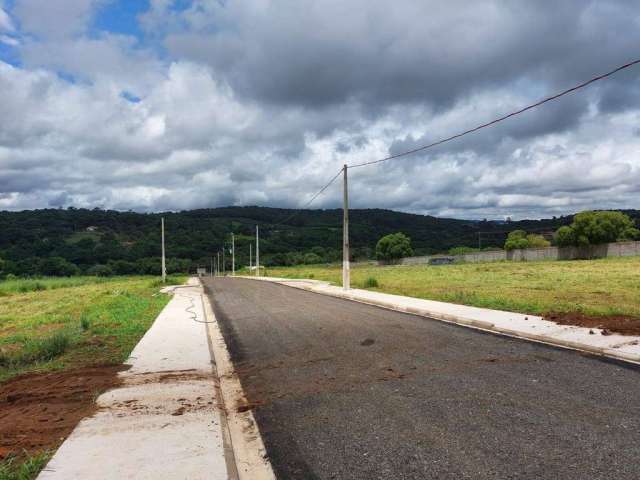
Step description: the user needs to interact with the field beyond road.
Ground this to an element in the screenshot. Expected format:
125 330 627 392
265 257 640 323
0 276 181 479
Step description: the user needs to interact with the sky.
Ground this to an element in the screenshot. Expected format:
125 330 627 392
0 0 639 220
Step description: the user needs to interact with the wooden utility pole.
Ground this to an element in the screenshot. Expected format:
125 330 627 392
161 217 166 283
249 243 252 271
231 233 235 276
342 165 350 290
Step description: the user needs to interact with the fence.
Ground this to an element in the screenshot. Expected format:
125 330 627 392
380 240 640 266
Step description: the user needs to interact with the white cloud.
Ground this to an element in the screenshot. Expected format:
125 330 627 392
0 7 14 33
0 0 639 219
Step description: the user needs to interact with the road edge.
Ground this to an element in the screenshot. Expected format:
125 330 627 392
245 276 640 367
199 279 277 480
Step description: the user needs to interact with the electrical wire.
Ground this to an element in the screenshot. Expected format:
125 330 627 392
261 59 640 228
269 168 344 227
348 58 640 169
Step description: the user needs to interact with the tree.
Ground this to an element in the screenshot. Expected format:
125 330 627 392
554 211 640 246
375 233 413 261
526 234 550 248
504 230 529 250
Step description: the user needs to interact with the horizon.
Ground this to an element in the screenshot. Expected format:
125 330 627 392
3 204 636 224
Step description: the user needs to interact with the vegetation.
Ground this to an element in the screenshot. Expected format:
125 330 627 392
0 451 51 480
504 230 550 250
555 211 640 246
375 233 413 261
0 276 181 381
265 257 640 318
0 208 638 275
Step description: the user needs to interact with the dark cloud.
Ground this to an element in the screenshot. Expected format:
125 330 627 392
0 0 639 219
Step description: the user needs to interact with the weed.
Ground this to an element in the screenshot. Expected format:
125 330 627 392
0 451 51 480
363 277 379 288
80 314 91 331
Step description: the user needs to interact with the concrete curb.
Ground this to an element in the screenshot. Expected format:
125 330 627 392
242 276 640 366
199 279 277 480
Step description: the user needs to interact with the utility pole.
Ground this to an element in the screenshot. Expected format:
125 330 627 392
161 217 166 283
342 164 350 290
231 233 235 276
210 257 213 277
249 243 252 271
255 225 260 277
222 246 226 276
217 251 220 277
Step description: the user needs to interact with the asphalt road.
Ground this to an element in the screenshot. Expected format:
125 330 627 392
203 277 640 480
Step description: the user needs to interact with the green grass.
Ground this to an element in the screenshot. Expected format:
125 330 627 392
0 275 185 381
0 275 186 479
0 452 51 480
265 256 640 318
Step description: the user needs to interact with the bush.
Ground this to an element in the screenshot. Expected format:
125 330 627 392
375 233 413 261
554 211 640 247
363 276 379 288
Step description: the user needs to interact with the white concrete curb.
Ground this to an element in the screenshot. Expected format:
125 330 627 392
39 279 229 480
242 276 640 366
199 278 277 480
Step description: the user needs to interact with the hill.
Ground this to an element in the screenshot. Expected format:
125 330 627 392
0 207 638 275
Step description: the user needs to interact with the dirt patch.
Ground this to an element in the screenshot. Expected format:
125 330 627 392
545 312 640 336
0 365 126 460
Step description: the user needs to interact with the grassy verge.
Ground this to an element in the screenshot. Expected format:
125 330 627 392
0 275 185 478
265 257 640 318
0 452 51 480
0 275 185 381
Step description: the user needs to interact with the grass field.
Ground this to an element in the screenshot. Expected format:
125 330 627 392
265 257 640 318
0 275 184 479
0 276 184 381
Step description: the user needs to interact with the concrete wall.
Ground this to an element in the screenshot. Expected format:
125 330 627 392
381 240 640 266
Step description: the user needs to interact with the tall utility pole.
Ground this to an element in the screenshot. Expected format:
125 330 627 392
342 165 350 290
249 243 252 271
231 233 235 276
222 246 226 276
217 252 220 277
255 225 260 277
161 217 166 283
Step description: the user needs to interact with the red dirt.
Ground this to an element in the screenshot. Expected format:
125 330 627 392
545 312 640 336
0 365 127 460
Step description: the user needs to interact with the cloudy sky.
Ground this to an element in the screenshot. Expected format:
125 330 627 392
0 0 639 219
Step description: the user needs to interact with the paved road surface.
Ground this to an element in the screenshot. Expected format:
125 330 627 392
203 278 640 480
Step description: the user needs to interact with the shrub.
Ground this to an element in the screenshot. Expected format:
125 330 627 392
363 276 379 288
375 233 413 261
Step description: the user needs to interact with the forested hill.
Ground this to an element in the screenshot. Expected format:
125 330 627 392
0 207 638 275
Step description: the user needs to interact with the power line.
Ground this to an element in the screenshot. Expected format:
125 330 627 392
270 168 343 226
268 58 640 226
348 58 640 169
